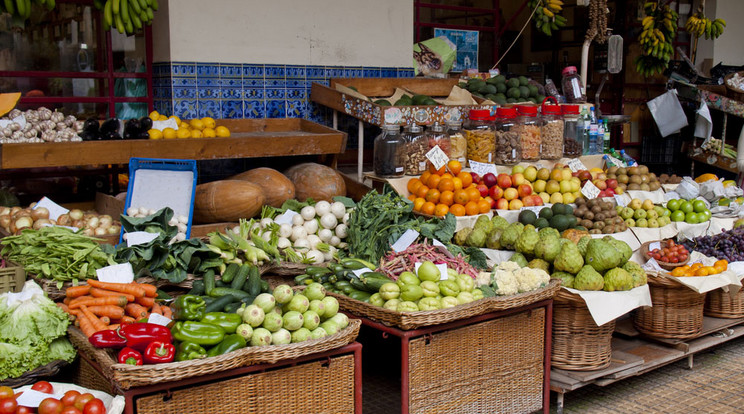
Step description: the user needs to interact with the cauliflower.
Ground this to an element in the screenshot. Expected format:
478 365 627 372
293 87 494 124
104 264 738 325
475 271 492 287
491 268 519 296
514 267 550 293
497 261 521 272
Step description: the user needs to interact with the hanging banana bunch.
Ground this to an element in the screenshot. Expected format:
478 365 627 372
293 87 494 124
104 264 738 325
635 1 677 77
0 0 55 21
528 0 567 36
685 5 725 40
94 0 159 36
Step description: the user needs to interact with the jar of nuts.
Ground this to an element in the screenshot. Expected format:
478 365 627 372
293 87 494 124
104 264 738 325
540 102 564 160
464 109 495 164
493 107 521 165
402 123 427 176
562 104 583 157
514 105 541 161
445 120 467 164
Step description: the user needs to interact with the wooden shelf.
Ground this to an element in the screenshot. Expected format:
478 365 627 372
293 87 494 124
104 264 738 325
687 148 739 174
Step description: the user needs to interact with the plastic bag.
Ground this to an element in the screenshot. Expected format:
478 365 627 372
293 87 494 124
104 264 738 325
699 179 725 202
675 177 700 200
646 89 689 137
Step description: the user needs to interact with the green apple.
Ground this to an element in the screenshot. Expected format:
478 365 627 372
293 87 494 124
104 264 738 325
512 165 525 175
634 209 647 220
646 209 659 219
662 208 671 217
699 210 711 222
648 218 659 228
680 201 694 214
629 198 642 210
625 218 636 227
524 166 538 182
670 210 685 222
685 212 700 224
653 205 665 217
636 218 648 228
615 205 623 214
692 199 707 213
667 199 681 211
621 207 635 219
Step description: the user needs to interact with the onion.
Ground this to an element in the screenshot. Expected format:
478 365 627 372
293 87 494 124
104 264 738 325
31 207 50 221
72 219 84 229
174 233 186 242
323 246 337 262
126 207 139 216
306 250 324 264
83 228 95 236
303 219 318 235
330 236 341 247
260 218 274 229
232 225 241 234
320 213 338 229
261 231 271 242
0 215 10 230
10 207 21 216
343 213 350 225
57 214 71 226
335 224 348 238
279 224 293 238
177 222 188 234
277 237 291 249
293 238 310 250
0 207 10 216
107 225 121 235
13 209 31 219
314 201 331 217
138 207 150 216
307 234 321 250
290 226 307 242
15 216 33 231
291 214 305 226
94 227 107 236
32 218 52 230
28 202 36 209
168 217 179 226
69 209 84 221
318 228 333 243
300 206 316 221
331 202 346 219
86 216 100 229
177 215 188 224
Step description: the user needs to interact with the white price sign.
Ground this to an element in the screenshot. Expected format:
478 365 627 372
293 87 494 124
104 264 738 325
352 268 373 278
425 145 449 171
16 390 63 408
96 262 135 284
152 118 179 132
391 229 419 253
34 196 69 221
274 210 300 225
607 155 626 168
468 160 498 177
649 241 661 252
643 257 664 272
567 158 587 172
581 180 601 199
148 313 172 327
614 195 627 207
125 231 159 247
432 238 454 258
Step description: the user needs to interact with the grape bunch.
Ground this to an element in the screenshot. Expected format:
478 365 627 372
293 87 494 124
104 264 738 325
681 227 744 262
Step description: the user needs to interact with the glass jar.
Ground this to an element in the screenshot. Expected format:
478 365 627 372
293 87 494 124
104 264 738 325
514 105 541 161
373 124 406 178
561 66 586 103
426 123 450 155
493 107 521 165
402 123 427 176
562 105 583 157
540 103 564 160
464 109 496 164
445 120 467 164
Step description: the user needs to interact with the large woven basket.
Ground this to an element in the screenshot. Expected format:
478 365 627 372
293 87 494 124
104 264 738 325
68 319 360 390
704 288 744 319
551 288 615 371
29 273 195 301
632 274 706 340
0 359 69 388
331 279 560 330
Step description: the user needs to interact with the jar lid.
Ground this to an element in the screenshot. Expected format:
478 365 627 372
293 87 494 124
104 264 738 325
469 109 491 120
562 66 578 76
430 123 444 132
562 104 580 115
383 124 400 131
496 107 517 118
542 105 561 115
409 124 422 132
517 105 538 116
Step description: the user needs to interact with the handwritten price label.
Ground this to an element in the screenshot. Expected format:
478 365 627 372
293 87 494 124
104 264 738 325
581 180 601 199
607 155 626 168
426 145 449 171
468 160 498 177
614 195 627 207
567 158 587 172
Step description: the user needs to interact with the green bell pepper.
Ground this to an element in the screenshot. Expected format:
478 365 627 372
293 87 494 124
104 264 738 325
172 295 206 321
175 341 208 362
171 321 225 346
207 334 247 357
200 312 242 334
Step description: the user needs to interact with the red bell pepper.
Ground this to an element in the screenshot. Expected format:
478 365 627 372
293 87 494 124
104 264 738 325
119 323 173 351
88 329 127 349
118 347 143 365
144 341 176 364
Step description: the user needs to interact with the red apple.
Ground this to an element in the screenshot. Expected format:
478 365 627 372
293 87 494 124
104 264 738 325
572 172 580 177
484 196 496 209
530 195 544 206
495 198 509 210
593 179 607 190
518 184 533 198
489 185 504 200
496 173 512 189
578 170 592 181
476 183 489 197
508 199 524 210
511 173 526 186
523 196 535 207
598 173 607 180
482 173 497 188
470 172 481 184
604 188 615 196
606 179 618 189
503 187 519 201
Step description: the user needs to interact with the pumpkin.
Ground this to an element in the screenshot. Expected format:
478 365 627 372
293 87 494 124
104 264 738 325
0 93 21 117
230 167 295 208
284 163 346 202
193 180 265 223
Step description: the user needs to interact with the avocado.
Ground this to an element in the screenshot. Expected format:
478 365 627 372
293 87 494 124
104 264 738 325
467 79 486 92
563 204 574 215
394 98 411 106
485 94 498 102
519 86 531 99
494 95 507 105
519 210 537 225
139 116 153 131
567 215 578 228
494 75 506 84
496 83 507 94
528 84 539 97
506 87 521 99
535 218 550 229
484 84 498 95
506 98 517 103
458 82 468 89
518 76 529 86
529 97 539 104
539 207 554 220
506 78 520 89
374 99 392 106
550 215 570 232
552 203 566 216
411 94 430 105
423 98 438 105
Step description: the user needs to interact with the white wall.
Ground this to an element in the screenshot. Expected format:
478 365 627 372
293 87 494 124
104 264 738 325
712 0 744 66
152 0 413 67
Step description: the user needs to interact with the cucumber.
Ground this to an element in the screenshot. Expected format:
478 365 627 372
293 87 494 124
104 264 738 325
348 290 372 302
221 263 240 283
231 264 251 290
224 301 243 313
205 294 235 312
241 295 257 304
244 265 261 296
361 276 392 292
340 258 367 270
294 274 311 285
203 269 216 295
214 280 227 288
260 280 270 293
188 280 205 296
334 280 352 290
361 271 389 280
341 285 356 295
200 296 216 305
209 287 251 300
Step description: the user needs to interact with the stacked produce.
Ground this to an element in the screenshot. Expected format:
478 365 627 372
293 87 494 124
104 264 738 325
0 205 119 237
518 165 582 205
458 75 545 105
374 93 438 107
646 239 689 264
476 261 550 296
616 198 671 228
407 161 493 216
573 198 627 234
96 0 159 36
666 198 711 224
0 108 82 143
670 260 728 277
146 113 231 139
685 5 726 40
86 319 175 365
0 0 55 22
0 281 76 380
517 203 582 231
604 165 661 192
0 381 108 413
377 242 479 280
658 174 683 184
682 227 744 262
701 137 737 159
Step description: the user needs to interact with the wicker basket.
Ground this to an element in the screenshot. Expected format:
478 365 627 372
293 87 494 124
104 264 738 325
632 274 706 340
552 289 615 371
29 273 195 301
260 261 326 276
724 71 744 102
0 260 25 294
0 359 69 388
704 288 744 319
68 319 360 390
331 279 560 330
640 240 689 271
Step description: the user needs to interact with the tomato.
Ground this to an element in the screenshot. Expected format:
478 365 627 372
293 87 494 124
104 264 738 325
60 391 80 407
61 407 82 414
31 382 54 394
82 399 105 414
0 398 17 414
15 406 33 414
72 394 94 412
38 398 63 414
0 388 13 400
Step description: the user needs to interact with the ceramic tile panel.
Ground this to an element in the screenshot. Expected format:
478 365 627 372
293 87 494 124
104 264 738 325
363 67 381 78
265 88 286 99
173 99 197 119
243 64 264 79
381 67 397 78
197 63 219 78
307 66 325 80
287 99 307 118
220 64 242 79
265 64 286 79
266 99 286 118
325 66 344 79
198 99 221 118
344 66 363 78
244 100 266 118
221 100 243 119
173 87 196 99
172 62 196 77
286 65 306 79
244 87 264 99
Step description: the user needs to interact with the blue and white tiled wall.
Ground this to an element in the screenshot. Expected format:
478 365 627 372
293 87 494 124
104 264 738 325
153 63 415 125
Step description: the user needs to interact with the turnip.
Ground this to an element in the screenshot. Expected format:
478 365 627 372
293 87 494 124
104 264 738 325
260 217 273 229
320 213 338 229
293 238 310 250
279 224 293 238
329 236 341 247
271 329 292 345
331 202 346 219
342 213 350 225
307 234 322 250
315 200 331 217
318 228 333 243
290 226 307 242
306 249 324 264
277 237 291 249
261 231 272 242
291 214 304 226
303 219 318 235
250 328 272 346
334 224 348 238
300 206 316 221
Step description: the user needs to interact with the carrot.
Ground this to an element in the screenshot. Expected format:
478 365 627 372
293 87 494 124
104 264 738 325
68 295 95 307
135 295 155 308
77 313 97 337
120 316 135 325
161 305 172 320
69 296 128 310
99 316 111 326
56 302 70 313
65 285 91 298
125 303 148 319
90 287 135 303
86 305 125 320
138 283 158 298
107 324 120 330
79 305 107 332
86 279 145 298
150 302 163 315
63 297 71 305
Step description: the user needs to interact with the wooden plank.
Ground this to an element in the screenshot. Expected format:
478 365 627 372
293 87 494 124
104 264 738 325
623 343 685 366
687 323 744 354
552 351 645 383
311 83 346 114
329 77 460 98
613 317 640 338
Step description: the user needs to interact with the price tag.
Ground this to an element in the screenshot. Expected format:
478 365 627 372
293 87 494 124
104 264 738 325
148 313 173 327
274 210 300 225
391 229 419 253
352 268 373 277
414 262 449 280
567 158 587 172
614 195 627 207
34 196 69 221
468 160 498 177
520 206 543 214
607 155 626 168
152 118 179 131
425 145 449 171
581 180 601 199
16 390 63 408
649 241 661 251
96 262 135 284
125 231 159 247
643 257 664 272
432 238 454 258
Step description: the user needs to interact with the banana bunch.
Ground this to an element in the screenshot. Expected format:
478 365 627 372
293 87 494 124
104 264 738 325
685 11 726 40
0 0 55 21
94 0 159 36
636 1 677 77
529 0 566 36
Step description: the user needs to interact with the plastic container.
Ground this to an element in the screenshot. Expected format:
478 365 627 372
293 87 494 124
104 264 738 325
561 66 586 103
540 101 564 160
373 124 406 178
445 120 467 164
562 105 582 157
493 107 521 165
514 106 541 161
464 109 495 164
402 123 427 176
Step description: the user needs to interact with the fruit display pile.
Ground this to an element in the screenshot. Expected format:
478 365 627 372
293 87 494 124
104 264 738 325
647 239 689 263
146 112 231 139
682 227 744 263
616 198 672 229
408 161 498 217
605 165 661 192
573 198 627 234
458 76 545 105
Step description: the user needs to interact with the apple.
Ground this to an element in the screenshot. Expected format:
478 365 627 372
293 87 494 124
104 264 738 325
614 186 625 195
648 218 659 228
476 183 489 197
482 173 497 188
646 210 659 219
699 210 711 222
503 187 518 201
549 192 564 204
537 168 551 181
511 165 525 175
470 172 481 184
625 218 636 227
670 210 685 222
572 171 580 177
523 196 535 207
642 199 655 211
546 180 561 194
484 196 496 209
496 198 509 210
524 166 538 182
563 192 576 204
518 184 533 198
667 199 681 211
621 207 635 219
559 180 573 194
629 198 642 210
578 170 592 181
538 192 550 204
593 179 607 190
530 195 544 206
496 173 512 189
597 173 607 180
550 169 563 181
604 188 615 196
633 209 647 220
636 218 648 228
606 179 618 189
533 179 547 193
692 200 707 213
685 212 700 224
508 199 524 210
680 201 694 214
489 185 504 200
561 168 573 181
511 173 526 186
653 205 665 217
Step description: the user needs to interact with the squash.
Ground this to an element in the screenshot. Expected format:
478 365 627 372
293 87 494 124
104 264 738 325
193 180 265 223
284 163 346 202
230 167 295 208
0 93 21 117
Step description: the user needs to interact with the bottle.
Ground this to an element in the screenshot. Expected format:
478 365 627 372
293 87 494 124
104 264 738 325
603 119 611 154
620 150 638 167
464 109 496 164
562 105 582 157
561 66 586 103
588 122 599 155
515 105 541 161
579 106 590 155
539 102 563 160
544 78 565 103
373 124 406 178
596 116 604 154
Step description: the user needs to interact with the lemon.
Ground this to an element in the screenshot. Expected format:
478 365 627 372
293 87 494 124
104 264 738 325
148 129 163 140
191 129 203 138
201 117 216 129
149 110 160 120
215 126 231 138
169 115 181 124
202 127 216 138
176 128 191 139
159 115 168 121
162 127 178 139
189 119 205 131
179 121 190 129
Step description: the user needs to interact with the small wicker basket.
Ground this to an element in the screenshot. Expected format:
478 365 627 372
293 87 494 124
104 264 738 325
639 240 689 271
632 273 705 340
723 71 744 102
704 287 744 319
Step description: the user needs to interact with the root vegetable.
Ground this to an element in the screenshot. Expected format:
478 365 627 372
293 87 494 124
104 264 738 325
31 207 50 221
0 214 10 229
303 219 318 235
99 215 113 228
320 213 338 229
69 209 84 221
279 224 293 238
32 218 52 230
94 227 107 236
277 237 291 249
177 215 189 224
300 206 316 221
335 224 348 238
330 236 341 247
291 214 304 226
291 226 307 242
294 239 310 250
260 218 274 229
126 207 139 216
331 202 346 219
56 214 71 226
306 249 324 264
314 201 331 217
14 216 33 231
107 225 121 235
318 228 333 243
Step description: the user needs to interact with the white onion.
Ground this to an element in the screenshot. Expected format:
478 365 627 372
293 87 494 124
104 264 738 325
331 202 346 219
168 217 179 226
335 224 348 238
32 218 52 230
291 214 305 226
31 207 50 221
83 228 95 236
323 246 337 262
0 207 9 216
126 207 139 216
177 215 189 224
85 216 100 229
318 228 333 243
320 213 338 229
148 209 156 216
290 226 307 242
303 219 318 235
177 222 188 234
94 227 107 236
314 201 331 217
174 233 186 242
261 231 272 241
278 223 292 238
56 214 71 226
330 236 341 247
337 242 348 249
293 238 310 250
306 249 324 264
69 209 84 221
232 225 241 234
342 213 350 225
138 207 150 216
277 237 291 249
300 206 316 221
260 218 274 229
107 225 121 235
307 234 321 250
0 215 10 229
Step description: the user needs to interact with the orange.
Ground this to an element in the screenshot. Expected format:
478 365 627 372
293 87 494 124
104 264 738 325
421 201 436 215
439 190 454 206
450 204 466 216
447 160 462 176
670 267 687 277
464 201 480 216
434 204 449 217
438 178 454 192
413 197 426 212
429 163 446 175
690 263 703 270
477 199 491 214
407 178 422 194
427 174 441 190
458 172 473 188
714 260 728 272
420 171 432 184
407 194 416 202
440 173 453 181
702 266 717 275
415 185 430 199
694 268 709 277
453 189 469 205
425 188 441 204
465 186 481 202
452 177 463 191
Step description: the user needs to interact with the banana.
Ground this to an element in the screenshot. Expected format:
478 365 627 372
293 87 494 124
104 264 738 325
705 19 711 39
150 0 157 11
542 7 554 18
128 0 140 15
114 11 125 33
14 0 24 19
3 0 13 14
717 18 726 27
137 0 147 11
120 0 129 24
113 0 119 14
104 0 113 27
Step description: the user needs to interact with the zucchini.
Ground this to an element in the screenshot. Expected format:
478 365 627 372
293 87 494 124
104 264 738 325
361 271 389 280
328 274 338 284
203 269 216 295
220 263 240 283
209 287 251 300
349 277 377 293
231 264 251 290
326 263 344 275
294 274 311 285
361 276 392 291
224 301 243 313
312 273 330 283
188 280 205 296
348 290 372 302
240 294 258 304
205 294 235 312
244 265 261 297
341 285 356 295
306 266 331 277
322 282 335 291
334 280 352 290
340 258 367 270
156 289 171 300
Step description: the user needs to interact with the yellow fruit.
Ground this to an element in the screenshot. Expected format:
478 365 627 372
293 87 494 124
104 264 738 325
176 128 191 139
191 129 203 138
149 110 160 120
202 127 216 138
162 128 178 139
201 117 216 129
159 115 168 121
148 129 163 140
695 173 718 183
215 126 231 137
189 119 205 131
168 115 181 124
